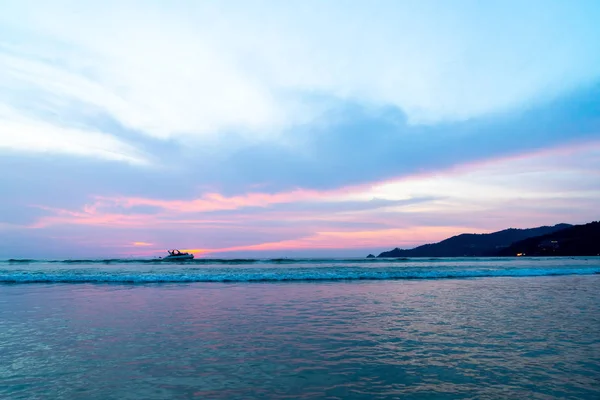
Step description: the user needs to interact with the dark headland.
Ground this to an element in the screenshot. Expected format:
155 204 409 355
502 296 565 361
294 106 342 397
374 221 600 257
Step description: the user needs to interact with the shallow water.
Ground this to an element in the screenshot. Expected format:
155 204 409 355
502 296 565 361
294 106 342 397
2 257 600 283
1 269 600 399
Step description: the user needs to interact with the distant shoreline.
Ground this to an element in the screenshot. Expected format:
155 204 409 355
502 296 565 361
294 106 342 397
374 221 600 258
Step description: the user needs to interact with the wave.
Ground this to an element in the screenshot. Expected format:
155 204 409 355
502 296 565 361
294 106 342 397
3 256 551 265
1 266 599 284
2 257 424 265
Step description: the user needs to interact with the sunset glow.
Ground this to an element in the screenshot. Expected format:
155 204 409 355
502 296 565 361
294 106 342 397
1 1 599 258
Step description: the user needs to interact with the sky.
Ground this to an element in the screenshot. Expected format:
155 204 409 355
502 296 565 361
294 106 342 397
1 0 599 258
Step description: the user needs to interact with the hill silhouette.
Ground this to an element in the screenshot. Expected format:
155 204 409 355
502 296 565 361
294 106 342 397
376 223 572 258
497 221 600 256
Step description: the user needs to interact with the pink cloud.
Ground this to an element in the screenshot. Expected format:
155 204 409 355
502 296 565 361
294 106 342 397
185 225 489 255
132 241 153 247
24 139 600 256
34 139 600 228
98 188 335 213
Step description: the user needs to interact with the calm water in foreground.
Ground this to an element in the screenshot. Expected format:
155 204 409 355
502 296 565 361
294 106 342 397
1 258 599 399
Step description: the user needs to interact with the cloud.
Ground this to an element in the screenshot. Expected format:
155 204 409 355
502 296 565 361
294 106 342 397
1 84 599 236
209 85 600 193
0 5 302 142
25 188 428 229
1 1 600 257
132 242 153 247
0 105 148 164
188 226 489 255
3 139 595 259
1 0 599 150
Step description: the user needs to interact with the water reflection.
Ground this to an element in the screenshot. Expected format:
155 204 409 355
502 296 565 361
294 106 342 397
1 277 600 399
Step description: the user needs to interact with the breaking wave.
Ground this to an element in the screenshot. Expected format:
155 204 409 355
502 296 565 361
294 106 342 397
1 263 599 284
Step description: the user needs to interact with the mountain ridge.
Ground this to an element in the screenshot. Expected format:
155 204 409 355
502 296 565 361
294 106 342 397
376 223 573 258
497 221 600 256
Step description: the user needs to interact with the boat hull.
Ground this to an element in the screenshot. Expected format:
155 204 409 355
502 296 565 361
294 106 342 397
162 254 194 261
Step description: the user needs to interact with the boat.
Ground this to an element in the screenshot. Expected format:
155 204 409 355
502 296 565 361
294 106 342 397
161 249 194 261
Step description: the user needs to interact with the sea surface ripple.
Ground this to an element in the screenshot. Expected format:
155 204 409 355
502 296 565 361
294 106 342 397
1 257 599 284
1 275 599 399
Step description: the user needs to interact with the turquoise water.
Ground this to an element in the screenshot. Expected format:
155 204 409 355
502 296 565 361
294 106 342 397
2 257 600 283
1 258 600 399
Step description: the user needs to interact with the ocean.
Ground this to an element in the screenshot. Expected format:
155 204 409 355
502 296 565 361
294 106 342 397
1 257 599 399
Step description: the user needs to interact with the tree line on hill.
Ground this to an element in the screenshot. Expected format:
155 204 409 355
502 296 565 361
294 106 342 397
371 221 600 258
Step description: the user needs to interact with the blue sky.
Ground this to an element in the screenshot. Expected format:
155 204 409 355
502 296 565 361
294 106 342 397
1 0 599 258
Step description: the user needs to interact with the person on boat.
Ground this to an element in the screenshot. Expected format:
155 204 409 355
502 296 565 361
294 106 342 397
168 249 182 256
